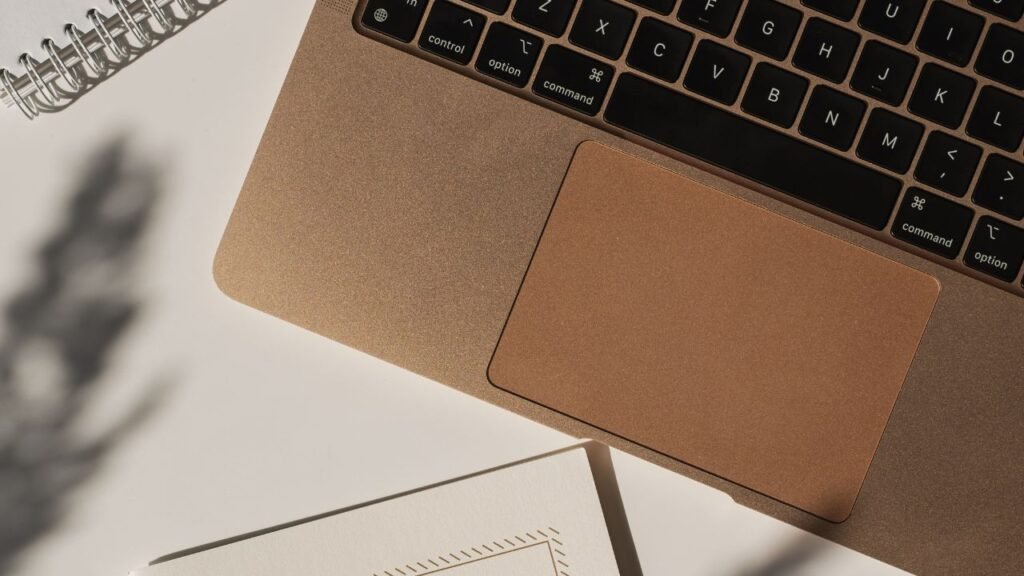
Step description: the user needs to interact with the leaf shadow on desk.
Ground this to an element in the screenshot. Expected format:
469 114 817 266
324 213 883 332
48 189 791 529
733 531 832 576
728 501 843 576
0 137 168 573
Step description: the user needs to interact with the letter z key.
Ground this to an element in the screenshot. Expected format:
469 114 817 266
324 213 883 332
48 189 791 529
513 0 578 36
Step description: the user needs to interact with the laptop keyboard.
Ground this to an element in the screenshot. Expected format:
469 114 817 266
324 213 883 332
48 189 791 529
357 0 1024 296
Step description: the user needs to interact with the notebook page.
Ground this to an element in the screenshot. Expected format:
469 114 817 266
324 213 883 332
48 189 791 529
0 0 100 72
130 447 624 576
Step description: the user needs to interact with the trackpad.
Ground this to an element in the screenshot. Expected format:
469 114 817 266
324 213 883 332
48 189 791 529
489 142 939 522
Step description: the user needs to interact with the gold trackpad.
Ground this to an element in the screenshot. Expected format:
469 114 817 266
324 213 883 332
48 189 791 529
489 141 939 522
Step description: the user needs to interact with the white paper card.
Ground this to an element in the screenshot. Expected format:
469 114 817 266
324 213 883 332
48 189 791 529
0 0 96 72
131 446 622 576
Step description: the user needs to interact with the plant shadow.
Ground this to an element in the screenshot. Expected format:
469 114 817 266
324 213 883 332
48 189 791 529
0 137 167 573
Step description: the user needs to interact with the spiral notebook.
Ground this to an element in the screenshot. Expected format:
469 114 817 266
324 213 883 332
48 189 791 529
0 0 225 119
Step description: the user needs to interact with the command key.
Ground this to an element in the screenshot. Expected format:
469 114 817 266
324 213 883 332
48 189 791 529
532 45 613 116
892 188 974 259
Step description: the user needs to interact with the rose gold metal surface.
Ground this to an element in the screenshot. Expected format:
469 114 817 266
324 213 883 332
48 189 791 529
489 141 939 522
214 1 1024 574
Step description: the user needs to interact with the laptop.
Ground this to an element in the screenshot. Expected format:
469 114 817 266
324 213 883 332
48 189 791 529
213 0 1024 573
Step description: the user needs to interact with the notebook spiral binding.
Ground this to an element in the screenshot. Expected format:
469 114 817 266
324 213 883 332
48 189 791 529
0 0 223 119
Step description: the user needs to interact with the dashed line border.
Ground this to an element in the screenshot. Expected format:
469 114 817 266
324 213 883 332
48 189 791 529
372 527 569 576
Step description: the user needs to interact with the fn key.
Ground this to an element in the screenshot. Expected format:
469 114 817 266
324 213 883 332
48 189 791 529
362 0 428 42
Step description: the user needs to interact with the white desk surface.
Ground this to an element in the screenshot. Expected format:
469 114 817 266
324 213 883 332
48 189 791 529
0 1 905 574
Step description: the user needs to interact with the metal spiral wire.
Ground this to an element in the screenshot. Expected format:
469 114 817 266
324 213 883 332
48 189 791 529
0 0 212 119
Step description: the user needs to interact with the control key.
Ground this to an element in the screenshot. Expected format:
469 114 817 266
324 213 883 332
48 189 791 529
419 0 486 64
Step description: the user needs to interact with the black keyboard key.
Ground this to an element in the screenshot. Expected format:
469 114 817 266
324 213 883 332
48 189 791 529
967 86 1024 152
856 108 924 174
677 0 742 37
892 188 974 258
914 132 982 197
569 0 637 59
627 0 675 14
892 188 970 258
741 63 809 128
970 0 1024 21
418 1 486 64
626 18 693 82
908 63 976 128
916 2 984 67
976 24 1024 90
735 0 803 60
361 0 429 42
965 216 1024 281
605 74 901 229
858 0 925 44
974 155 1024 220
793 18 860 83
683 40 751 105
465 0 512 14
533 45 613 115
801 0 859 21
476 23 543 87
799 85 866 151
850 40 918 105
512 0 577 36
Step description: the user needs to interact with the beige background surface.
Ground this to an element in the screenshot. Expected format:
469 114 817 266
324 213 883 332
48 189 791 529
0 0 905 574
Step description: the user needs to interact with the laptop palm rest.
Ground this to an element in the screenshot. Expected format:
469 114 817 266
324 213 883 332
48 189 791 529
489 141 940 522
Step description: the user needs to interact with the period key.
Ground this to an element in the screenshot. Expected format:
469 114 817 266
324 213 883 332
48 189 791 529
476 23 542 87
974 154 1024 220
